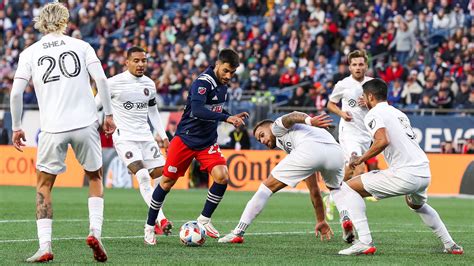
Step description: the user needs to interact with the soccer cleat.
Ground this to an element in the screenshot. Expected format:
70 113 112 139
366 196 378 202
154 223 164 235
218 232 244 243
338 240 377 255
86 235 108 262
341 216 355 244
444 243 463 255
26 245 54 263
197 217 220 238
160 218 173 236
144 225 156 245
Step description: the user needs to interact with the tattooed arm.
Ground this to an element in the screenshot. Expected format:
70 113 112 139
281 111 333 129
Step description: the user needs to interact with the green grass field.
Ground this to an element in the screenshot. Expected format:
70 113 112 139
0 186 472 265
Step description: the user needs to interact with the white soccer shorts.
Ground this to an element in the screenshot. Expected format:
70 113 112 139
271 141 344 189
113 138 165 170
37 121 102 175
339 136 371 164
361 169 430 205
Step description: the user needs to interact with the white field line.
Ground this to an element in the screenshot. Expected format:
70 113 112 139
0 219 472 228
0 229 470 244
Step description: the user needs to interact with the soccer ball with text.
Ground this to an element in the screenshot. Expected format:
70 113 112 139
179 221 206 246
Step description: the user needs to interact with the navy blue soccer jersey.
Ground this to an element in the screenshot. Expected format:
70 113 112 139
176 66 230 150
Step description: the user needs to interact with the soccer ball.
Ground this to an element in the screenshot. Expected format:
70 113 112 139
179 221 206 246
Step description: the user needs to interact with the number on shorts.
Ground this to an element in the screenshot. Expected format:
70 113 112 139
151 146 160 158
208 143 221 155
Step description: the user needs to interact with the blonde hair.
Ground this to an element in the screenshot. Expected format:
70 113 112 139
348 50 368 64
33 2 69 34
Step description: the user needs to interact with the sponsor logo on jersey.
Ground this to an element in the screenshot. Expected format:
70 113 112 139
123 101 148 110
144 88 150 96
198 87 207 95
348 99 357 107
125 151 133 159
168 166 178 173
123 101 134 110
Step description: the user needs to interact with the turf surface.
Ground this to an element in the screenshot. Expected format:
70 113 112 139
0 186 472 265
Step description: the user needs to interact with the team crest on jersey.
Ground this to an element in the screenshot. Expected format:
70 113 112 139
125 151 133 159
123 101 134 110
144 88 150 96
368 119 376 129
348 99 357 107
198 87 207 95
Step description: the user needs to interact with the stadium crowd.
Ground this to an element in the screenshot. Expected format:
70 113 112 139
0 0 473 110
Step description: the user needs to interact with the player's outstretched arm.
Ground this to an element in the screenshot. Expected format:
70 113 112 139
87 62 116 135
148 105 169 149
10 78 29 152
327 101 353 121
305 174 333 241
350 128 389 169
281 111 333 129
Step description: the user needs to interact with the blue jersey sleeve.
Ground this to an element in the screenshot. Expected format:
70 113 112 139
190 80 229 122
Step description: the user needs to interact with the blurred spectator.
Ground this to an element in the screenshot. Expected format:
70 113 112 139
279 62 299 87
454 81 471 108
401 71 423 105
388 79 403 106
431 88 454 109
379 57 406 83
0 119 8 144
228 78 243 102
389 20 416 65
441 141 456 154
287 86 307 106
227 125 250 150
463 138 474 154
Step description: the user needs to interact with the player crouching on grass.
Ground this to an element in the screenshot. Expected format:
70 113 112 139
337 78 463 255
219 112 358 245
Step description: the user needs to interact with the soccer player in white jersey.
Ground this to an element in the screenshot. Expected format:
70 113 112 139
219 112 361 244
327 50 373 180
96 46 173 241
336 78 463 255
10 3 115 263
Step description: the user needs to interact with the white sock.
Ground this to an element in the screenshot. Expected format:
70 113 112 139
413 204 455 248
337 182 372 244
136 168 153 206
88 197 104 237
37 219 52 250
329 187 347 219
233 183 273 235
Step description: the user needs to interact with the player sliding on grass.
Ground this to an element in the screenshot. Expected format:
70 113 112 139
219 112 357 244
95 46 173 236
10 2 115 262
144 48 249 245
337 78 463 255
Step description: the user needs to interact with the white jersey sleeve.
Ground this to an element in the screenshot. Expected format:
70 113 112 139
85 44 101 67
364 112 385 137
14 51 33 81
271 117 289 137
329 81 344 103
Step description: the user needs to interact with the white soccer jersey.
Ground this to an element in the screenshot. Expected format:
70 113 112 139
14 33 100 133
364 102 430 178
271 117 337 154
108 71 158 141
329 75 373 142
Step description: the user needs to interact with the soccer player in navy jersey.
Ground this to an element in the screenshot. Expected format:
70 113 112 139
143 48 249 245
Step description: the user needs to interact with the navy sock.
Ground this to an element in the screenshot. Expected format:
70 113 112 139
147 185 169 226
201 182 227 218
